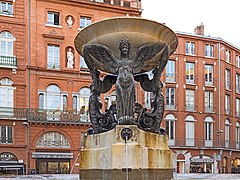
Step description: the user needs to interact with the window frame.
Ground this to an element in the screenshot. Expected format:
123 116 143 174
186 62 195 84
0 125 12 144
186 41 195 55
204 91 213 112
204 44 214 57
0 1 13 16
47 44 60 69
204 64 213 86
165 60 175 82
47 11 60 26
186 89 195 111
80 16 92 29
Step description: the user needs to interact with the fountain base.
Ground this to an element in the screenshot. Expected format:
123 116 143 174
79 125 173 180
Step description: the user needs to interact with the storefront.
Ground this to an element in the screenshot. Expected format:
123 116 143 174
190 155 214 173
0 152 26 175
32 152 73 174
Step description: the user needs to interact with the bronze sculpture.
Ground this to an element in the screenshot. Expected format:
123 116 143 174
83 37 169 133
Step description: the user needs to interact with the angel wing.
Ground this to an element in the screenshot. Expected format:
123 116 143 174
83 44 118 74
132 42 168 73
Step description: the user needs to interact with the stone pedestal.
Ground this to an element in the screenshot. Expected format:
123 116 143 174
80 125 173 180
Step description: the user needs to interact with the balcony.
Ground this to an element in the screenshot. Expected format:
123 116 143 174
169 138 239 149
89 0 141 9
0 107 91 124
165 73 176 82
0 55 17 68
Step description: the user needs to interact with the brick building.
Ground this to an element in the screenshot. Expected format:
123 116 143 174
0 0 141 175
0 0 240 176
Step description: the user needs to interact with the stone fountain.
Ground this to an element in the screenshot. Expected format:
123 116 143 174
74 17 178 180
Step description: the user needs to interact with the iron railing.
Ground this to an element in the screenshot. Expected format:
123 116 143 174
0 107 90 124
88 0 141 8
0 55 17 67
169 138 240 150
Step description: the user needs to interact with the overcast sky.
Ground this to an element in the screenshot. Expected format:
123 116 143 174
141 0 240 48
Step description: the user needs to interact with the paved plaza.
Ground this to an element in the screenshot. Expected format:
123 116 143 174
0 174 240 180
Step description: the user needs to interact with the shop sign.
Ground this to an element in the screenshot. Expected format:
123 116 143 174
0 152 18 162
32 152 73 159
190 155 214 163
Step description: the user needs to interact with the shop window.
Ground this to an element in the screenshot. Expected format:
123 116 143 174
36 131 70 148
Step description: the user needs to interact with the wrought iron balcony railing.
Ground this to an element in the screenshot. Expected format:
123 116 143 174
89 0 141 9
186 104 195 111
204 106 214 113
165 104 176 110
0 55 17 68
0 107 91 124
168 138 240 150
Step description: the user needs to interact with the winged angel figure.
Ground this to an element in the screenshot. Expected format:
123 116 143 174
83 38 169 126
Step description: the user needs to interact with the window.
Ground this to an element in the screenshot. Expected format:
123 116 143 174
0 78 14 110
165 60 175 82
225 119 230 148
185 115 195 146
236 55 240 67
0 126 12 143
205 44 213 57
38 85 67 120
0 31 13 56
236 74 240 93
205 65 213 86
47 44 60 69
204 117 213 147
165 114 175 146
236 122 240 149
226 50 230 63
79 87 90 122
186 62 194 84
186 89 194 111
80 56 87 69
72 96 77 111
225 69 231 89
80 16 91 29
113 0 121 6
144 91 151 109
236 98 240 117
36 131 70 148
225 95 230 114
186 41 195 55
47 11 60 26
166 87 175 110
0 2 13 15
205 91 213 112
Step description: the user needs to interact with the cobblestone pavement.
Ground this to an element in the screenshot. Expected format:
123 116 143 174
0 173 240 179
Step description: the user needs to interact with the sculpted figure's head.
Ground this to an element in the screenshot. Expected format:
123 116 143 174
119 38 131 58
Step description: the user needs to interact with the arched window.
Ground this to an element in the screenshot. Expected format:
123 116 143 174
79 87 90 122
204 117 213 147
225 119 230 148
185 115 195 146
236 122 240 149
46 85 61 110
165 114 175 146
0 78 14 109
0 31 14 56
36 131 70 148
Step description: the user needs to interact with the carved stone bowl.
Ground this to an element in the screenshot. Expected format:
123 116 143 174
74 17 178 73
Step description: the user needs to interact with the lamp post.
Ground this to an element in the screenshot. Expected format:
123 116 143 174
23 122 30 175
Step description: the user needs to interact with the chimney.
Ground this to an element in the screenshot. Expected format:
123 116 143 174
194 22 204 36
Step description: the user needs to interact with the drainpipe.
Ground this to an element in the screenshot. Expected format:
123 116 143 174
217 42 221 148
27 0 31 175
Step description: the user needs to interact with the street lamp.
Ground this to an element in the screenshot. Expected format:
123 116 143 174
23 122 30 175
